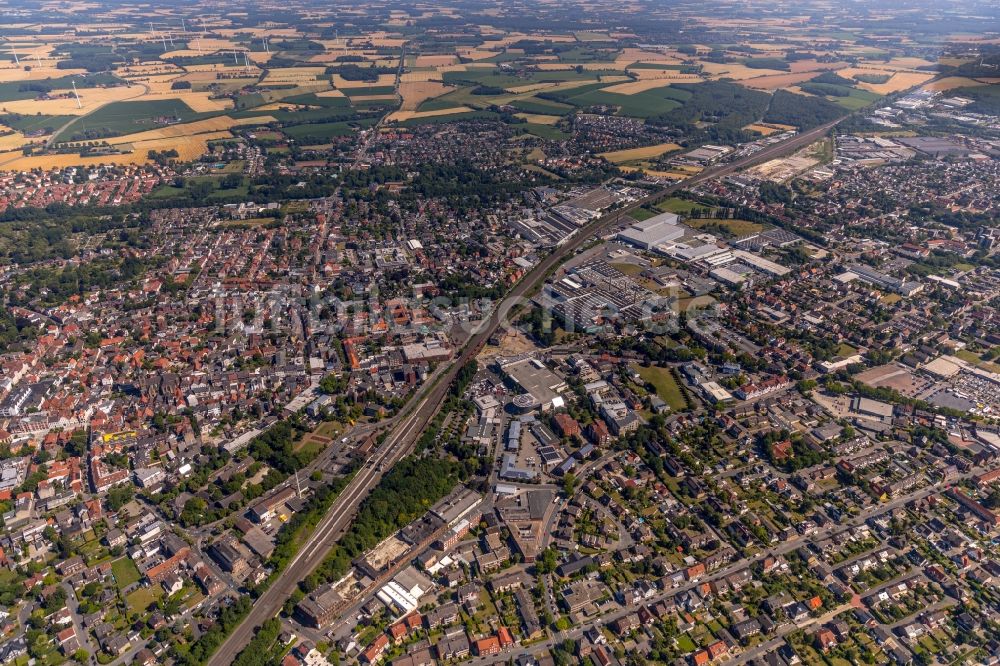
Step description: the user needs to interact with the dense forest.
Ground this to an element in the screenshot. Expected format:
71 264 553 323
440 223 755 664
763 90 846 129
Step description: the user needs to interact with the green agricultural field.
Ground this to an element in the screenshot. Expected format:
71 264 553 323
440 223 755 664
280 92 353 108
633 364 688 411
562 85 684 118
397 110 501 127
510 97 575 115
55 98 218 142
340 85 397 96
0 113 75 134
282 117 377 139
743 57 790 71
416 95 465 112
518 123 571 140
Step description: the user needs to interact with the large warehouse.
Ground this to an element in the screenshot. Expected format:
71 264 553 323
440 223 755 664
616 212 685 250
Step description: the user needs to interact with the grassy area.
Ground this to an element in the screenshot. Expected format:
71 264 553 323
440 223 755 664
684 217 764 237
676 634 697 653
955 348 1000 373
610 262 644 276
111 557 141 588
315 421 344 439
633 364 688 411
629 207 658 221
126 584 163 613
518 123 571 140
656 197 704 214
836 343 859 357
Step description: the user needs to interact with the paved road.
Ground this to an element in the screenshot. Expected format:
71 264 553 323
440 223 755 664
207 116 847 665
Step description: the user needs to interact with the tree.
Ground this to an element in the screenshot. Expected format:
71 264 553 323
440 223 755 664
562 472 577 497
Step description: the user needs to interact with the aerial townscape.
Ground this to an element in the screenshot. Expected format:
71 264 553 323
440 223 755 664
0 0 999 665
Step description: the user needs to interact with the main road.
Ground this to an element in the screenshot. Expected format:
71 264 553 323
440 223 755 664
207 116 845 665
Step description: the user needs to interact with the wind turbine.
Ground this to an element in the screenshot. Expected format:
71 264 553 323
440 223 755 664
71 80 82 109
10 42 19 65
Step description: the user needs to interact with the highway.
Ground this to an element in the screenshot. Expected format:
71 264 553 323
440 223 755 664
206 115 846 665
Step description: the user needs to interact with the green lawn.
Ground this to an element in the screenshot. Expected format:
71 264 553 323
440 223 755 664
111 557 141 588
633 364 688 411
519 123 571 140
656 197 705 214
836 343 859 357
676 634 697 653
126 585 162 614
629 207 658 221
684 217 764 237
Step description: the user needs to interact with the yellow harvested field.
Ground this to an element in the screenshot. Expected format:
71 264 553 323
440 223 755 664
217 27 300 38
102 115 275 145
623 69 703 83
615 48 685 67
457 49 497 61
117 62 185 77
788 60 849 73
398 81 452 111
743 123 795 136
349 94 398 102
534 62 625 72
0 85 144 115
922 76 999 91
315 89 347 98
883 56 936 69
387 106 474 122
0 131 233 170
415 54 458 67
599 142 681 163
699 61 787 80
506 82 561 94
363 37 408 48
0 131 28 151
148 91 235 112
602 79 694 95
618 165 687 179
740 71 823 89
400 70 444 83
0 64 87 82
514 113 562 125
841 68 935 94
332 73 396 89
264 67 327 84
